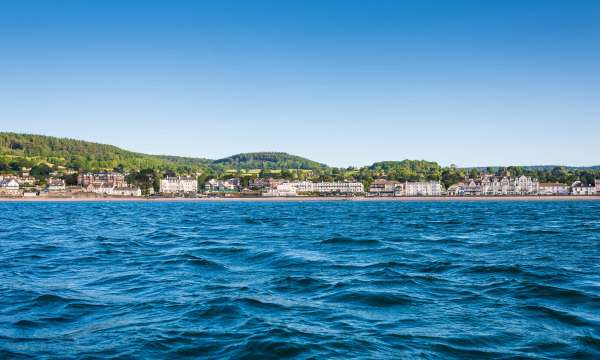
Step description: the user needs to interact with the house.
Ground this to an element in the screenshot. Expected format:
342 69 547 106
250 178 286 190
464 179 482 196
404 181 444 196
293 181 364 194
160 176 198 194
513 175 539 195
455 175 540 196
290 181 314 193
538 183 569 195
84 184 141 196
571 181 596 195
86 183 114 195
263 183 298 197
0 178 21 196
205 178 238 193
111 187 142 197
47 178 66 192
249 178 270 190
78 172 126 188
17 176 36 186
447 183 465 196
596 179 600 194
368 179 403 196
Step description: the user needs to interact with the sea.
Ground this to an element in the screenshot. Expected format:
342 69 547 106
1 200 599 359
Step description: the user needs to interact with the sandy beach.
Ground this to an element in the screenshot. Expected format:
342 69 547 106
1 195 599 202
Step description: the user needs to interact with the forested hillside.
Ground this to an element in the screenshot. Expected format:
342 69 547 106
1 132 598 187
0 132 202 173
213 152 326 170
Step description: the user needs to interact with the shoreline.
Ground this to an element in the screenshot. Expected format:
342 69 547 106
1 195 600 202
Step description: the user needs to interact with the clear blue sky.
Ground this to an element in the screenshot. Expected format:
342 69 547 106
1 0 599 167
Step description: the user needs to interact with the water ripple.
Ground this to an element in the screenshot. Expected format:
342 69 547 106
1 200 599 358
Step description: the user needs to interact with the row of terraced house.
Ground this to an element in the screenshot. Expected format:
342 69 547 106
1 172 599 198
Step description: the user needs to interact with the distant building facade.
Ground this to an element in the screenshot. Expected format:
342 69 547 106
451 175 539 196
538 183 569 196
403 181 444 196
110 187 143 197
571 181 596 195
47 178 66 192
160 176 198 194
368 179 403 196
78 172 126 188
287 181 363 194
263 183 298 197
205 178 239 193
0 178 21 196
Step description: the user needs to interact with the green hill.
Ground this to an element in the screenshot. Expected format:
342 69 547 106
0 132 208 172
0 133 327 174
213 152 327 170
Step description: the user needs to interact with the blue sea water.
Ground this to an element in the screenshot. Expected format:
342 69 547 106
1 200 600 359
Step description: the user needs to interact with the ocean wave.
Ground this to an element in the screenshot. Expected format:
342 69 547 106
1 201 599 358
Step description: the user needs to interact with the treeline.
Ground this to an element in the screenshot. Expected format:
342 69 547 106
213 152 326 170
1 132 598 188
0 133 205 174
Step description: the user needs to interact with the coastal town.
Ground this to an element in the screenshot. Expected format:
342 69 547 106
1 169 599 199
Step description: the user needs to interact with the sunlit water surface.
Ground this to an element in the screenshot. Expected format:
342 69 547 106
1 201 599 359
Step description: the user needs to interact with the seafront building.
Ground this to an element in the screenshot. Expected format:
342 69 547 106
78 172 126 188
263 183 298 197
109 187 143 197
47 178 66 192
77 172 141 196
286 181 364 194
449 175 539 196
0 178 21 196
160 176 198 194
538 183 569 196
290 181 314 193
205 178 239 193
368 179 403 196
596 179 600 194
312 182 364 194
249 178 285 190
367 179 443 196
571 181 596 195
85 184 142 197
403 181 444 196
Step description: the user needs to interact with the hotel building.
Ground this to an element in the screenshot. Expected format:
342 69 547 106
160 176 198 194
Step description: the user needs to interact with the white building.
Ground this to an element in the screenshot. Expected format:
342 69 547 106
86 184 142 196
205 178 239 192
453 175 539 196
78 172 126 188
513 175 540 195
111 187 142 197
538 183 569 195
290 181 314 193
368 179 403 196
0 178 21 196
571 181 596 195
263 183 298 197
47 178 66 192
86 183 114 195
403 181 444 196
288 181 363 194
160 176 198 194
